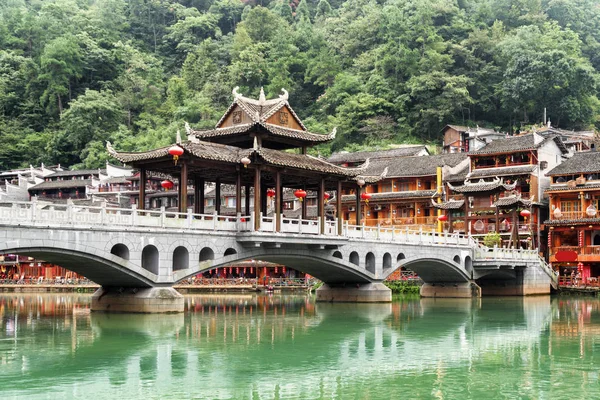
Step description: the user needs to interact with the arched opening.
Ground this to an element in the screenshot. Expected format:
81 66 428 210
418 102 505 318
383 252 392 269
141 245 159 275
594 233 600 246
350 251 359 266
172 246 189 271
224 248 237 256
200 247 215 262
465 256 473 275
397 253 406 262
110 243 130 260
366 252 375 273
333 251 343 259
453 255 461 264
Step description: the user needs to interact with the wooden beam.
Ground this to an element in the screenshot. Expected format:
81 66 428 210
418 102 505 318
194 178 204 214
245 184 251 216
337 180 343 235
236 169 242 215
319 177 325 234
275 170 281 232
254 168 261 231
179 161 188 213
215 178 221 215
355 184 362 225
138 167 146 210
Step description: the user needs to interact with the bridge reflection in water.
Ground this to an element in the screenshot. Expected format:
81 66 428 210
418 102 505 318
1 294 599 398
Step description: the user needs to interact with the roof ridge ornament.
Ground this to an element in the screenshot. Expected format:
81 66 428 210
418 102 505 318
232 86 242 99
279 88 288 101
253 136 259 150
185 121 192 135
328 127 337 139
106 141 117 156
176 130 182 144
259 87 266 104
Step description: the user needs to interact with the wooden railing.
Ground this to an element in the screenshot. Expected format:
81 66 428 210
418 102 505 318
550 211 588 220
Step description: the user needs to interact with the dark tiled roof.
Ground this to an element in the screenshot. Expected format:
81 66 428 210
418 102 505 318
468 133 567 155
47 169 103 177
469 164 537 178
431 199 465 210
493 195 532 208
191 122 335 144
448 179 517 193
108 141 359 177
544 217 600 226
29 179 92 190
341 190 437 203
327 146 428 164
444 125 469 132
546 151 600 176
545 183 600 192
255 148 359 176
360 153 468 178
101 177 131 184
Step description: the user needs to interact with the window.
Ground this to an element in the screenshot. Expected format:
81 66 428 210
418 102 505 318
560 201 580 213
540 161 548 170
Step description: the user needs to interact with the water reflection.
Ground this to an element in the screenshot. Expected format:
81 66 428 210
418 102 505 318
1 294 600 399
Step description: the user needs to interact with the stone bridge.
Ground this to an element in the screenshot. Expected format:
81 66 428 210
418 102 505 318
0 201 557 312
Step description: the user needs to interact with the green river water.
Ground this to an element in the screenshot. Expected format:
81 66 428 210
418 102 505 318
0 293 599 399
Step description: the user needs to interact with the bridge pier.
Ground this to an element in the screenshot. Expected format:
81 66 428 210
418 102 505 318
316 283 392 303
91 287 184 313
420 282 481 298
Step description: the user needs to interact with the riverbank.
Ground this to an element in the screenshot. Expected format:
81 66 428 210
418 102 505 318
0 284 311 294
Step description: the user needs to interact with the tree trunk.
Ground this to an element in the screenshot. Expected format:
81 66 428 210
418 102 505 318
58 95 63 115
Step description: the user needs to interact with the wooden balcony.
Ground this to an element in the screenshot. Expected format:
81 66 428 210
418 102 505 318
550 211 589 221
550 245 600 263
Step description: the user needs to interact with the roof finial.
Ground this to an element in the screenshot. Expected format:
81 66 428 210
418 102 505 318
279 88 289 101
232 86 242 99
185 121 192 135
253 136 259 150
106 141 117 156
259 87 266 104
176 130 182 144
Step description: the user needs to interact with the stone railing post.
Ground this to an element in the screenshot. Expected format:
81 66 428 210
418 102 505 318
66 202 73 225
100 202 106 225
30 197 37 222
187 208 193 229
376 223 380 240
213 211 218 230
419 226 423 244
131 204 137 226
160 206 166 227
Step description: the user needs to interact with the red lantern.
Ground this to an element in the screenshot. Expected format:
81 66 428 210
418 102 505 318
266 188 276 198
161 179 174 191
360 192 372 204
324 192 331 201
294 189 307 202
520 209 531 218
437 214 448 222
168 145 184 165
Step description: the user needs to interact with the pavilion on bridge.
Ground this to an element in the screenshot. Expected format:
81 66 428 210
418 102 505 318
107 87 373 234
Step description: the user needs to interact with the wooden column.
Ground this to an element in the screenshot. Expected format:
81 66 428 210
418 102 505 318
355 184 362 225
275 171 281 232
179 161 188 213
301 185 307 220
138 167 146 210
245 184 251 216
194 178 204 214
318 177 325 234
495 206 499 235
337 180 343 235
448 211 454 234
215 178 221 215
580 191 585 218
511 209 518 248
254 167 261 231
261 183 268 216
235 169 242 215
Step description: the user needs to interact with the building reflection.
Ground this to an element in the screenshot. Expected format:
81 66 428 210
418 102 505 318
2 294 600 398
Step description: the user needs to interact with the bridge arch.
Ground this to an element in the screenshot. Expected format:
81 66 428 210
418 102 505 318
397 253 406 262
111 244 130 260
333 251 343 259
453 255 461 264
142 245 159 275
349 251 359 266
173 246 189 271
383 253 392 270
199 247 215 262
365 252 375 273
465 256 473 275
224 248 237 256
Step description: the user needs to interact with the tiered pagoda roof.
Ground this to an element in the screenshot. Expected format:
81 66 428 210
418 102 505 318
187 87 336 150
468 133 568 155
448 178 518 193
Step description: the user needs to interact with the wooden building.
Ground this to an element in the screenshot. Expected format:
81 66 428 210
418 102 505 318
108 87 368 233
545 151 600 283
330 151 469 229
441 132 569 248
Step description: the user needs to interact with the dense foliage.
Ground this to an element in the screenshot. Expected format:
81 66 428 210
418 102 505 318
1 0 599 170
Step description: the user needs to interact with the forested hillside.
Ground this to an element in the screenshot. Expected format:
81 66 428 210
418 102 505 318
1 0 599 170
